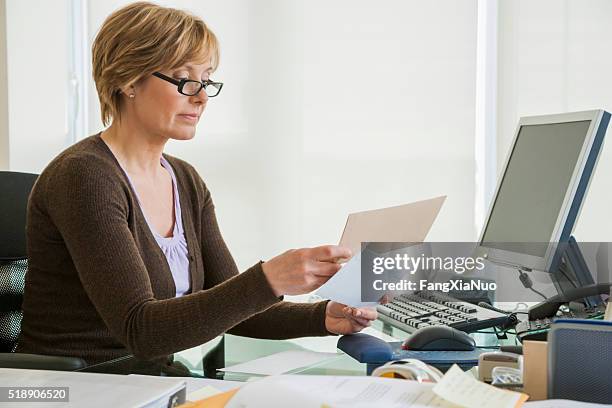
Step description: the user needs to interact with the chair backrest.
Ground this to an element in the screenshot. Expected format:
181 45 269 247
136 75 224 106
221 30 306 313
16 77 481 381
0 171 38 352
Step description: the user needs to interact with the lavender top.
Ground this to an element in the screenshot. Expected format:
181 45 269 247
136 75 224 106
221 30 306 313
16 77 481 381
119 156 191 297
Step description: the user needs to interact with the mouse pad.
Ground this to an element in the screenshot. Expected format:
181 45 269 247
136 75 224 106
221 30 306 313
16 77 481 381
337 334 487 366
392 343 487 365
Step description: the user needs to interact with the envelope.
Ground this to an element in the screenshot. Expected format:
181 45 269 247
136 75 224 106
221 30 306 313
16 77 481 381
339 195 446 256
315 195 446 307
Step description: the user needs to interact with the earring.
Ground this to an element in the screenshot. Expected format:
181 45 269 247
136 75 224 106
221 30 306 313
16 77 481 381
129 94 135 98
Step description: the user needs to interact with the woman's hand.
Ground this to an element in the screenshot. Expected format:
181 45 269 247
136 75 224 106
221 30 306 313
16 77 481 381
261 245 352 296
324 301 378 335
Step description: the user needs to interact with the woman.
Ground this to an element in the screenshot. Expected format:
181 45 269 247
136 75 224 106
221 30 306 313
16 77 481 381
17 2 376 365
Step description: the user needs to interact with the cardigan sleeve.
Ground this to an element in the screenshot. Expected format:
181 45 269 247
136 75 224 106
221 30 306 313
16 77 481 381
45 154 284 360
195 174 331 339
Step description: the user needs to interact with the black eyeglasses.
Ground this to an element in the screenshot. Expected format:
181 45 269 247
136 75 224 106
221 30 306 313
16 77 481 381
152 72 223 97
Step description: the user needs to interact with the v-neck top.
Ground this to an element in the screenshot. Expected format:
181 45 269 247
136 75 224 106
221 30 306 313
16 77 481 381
117 155 191 297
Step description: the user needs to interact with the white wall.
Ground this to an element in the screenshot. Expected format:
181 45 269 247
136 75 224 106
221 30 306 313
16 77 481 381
0 0 8 170
497 0 612 241
87 1 479 270
5 1 479 271
5 0 70 173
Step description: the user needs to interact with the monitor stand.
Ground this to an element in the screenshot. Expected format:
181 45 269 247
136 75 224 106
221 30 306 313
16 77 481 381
526 236 609 320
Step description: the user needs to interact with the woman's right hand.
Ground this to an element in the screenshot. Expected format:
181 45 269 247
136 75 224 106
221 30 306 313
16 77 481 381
261 245 352 296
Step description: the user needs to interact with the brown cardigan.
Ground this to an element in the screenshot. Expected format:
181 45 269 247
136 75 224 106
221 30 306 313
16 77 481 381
16 135 329 364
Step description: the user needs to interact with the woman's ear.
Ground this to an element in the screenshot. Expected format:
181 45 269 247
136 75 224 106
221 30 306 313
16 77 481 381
118 84 136 99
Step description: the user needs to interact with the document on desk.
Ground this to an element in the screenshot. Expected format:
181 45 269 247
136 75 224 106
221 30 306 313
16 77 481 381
315 195 446 307
220 350 340 376
128 374 241 402
432 365 528 408
0 368 186 408
225 374 462 408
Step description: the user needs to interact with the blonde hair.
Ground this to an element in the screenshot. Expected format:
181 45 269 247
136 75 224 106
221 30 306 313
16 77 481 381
92 2 219 126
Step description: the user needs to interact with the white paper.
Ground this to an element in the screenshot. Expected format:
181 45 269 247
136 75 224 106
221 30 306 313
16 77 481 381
226 375 462 408
317 196 445 307
360 325 399 342
0 368 185 408
433 365 527 408
285 327 397 354
186 385 221 401
315 251 378 307
286 335 343 353
129 374 241 402
220 350 340 376
338 196 446 256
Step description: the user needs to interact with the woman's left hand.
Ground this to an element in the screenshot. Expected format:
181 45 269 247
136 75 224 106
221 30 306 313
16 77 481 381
324 301 378 335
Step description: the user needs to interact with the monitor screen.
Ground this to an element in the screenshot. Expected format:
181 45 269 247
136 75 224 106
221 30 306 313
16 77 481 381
481 120 592 257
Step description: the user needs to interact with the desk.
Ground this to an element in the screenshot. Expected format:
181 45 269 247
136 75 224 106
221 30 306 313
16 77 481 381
77 319 519 381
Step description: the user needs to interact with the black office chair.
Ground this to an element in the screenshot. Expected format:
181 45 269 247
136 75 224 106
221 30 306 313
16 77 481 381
0 171 86 370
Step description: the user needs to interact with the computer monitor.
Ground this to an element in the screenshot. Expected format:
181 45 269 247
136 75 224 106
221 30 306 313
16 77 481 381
475 109 610 273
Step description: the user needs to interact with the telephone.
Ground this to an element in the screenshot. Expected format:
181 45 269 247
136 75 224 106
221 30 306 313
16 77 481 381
515 283 610 342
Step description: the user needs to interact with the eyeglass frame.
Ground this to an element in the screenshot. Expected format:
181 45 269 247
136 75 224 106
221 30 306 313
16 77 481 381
152 72 223 97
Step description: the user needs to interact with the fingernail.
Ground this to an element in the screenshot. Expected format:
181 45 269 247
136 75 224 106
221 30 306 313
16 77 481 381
355 310 361 317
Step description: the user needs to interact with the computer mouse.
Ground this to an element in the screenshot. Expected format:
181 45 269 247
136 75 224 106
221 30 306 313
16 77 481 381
401 326 476 351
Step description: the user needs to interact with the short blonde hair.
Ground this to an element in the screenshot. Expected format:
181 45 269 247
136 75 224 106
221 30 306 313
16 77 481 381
92 2 219 126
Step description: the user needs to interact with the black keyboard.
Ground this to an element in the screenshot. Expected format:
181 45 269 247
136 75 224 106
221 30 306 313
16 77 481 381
376 291 509 334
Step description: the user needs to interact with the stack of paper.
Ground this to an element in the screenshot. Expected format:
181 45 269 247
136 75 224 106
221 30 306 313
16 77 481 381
197 364 528 408
0 368 186 408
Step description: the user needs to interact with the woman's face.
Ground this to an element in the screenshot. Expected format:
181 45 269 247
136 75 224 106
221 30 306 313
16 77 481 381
127 61 213 141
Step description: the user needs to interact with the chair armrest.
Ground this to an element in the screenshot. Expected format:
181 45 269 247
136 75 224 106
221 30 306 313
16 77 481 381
0 353 86 371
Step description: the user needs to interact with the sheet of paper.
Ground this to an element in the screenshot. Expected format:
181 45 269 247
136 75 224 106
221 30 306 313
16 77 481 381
220 350 340 376
433 365 528 408
172 337 225 369
187 385 222 402
286 334 343 353
359 325 399 342
314 251 378 307
129 374 241 402
226 374 463 408
286 327 398 353
339 195 446 256
316 196 446 307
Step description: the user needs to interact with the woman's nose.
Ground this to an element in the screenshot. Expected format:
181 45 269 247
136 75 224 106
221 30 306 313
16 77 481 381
191 88 208 104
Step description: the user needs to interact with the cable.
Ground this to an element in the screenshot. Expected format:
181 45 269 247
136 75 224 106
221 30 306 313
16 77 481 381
528 287 548 300
517 269 547 300
478 301 512 315
515 302 529 311
477 302 519 330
